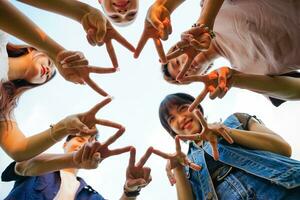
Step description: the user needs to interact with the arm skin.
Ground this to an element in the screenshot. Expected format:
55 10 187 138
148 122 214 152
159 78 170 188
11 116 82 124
228 113 292 157
197 0 224 29
173 166 195 200
15 153 76 176
0 121 67 162
0 1 64 61
120 194 137 200
162 0 186 14
17 0 91 23
232 70 300 101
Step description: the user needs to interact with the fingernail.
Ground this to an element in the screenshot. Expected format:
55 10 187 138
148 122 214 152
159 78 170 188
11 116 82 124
107 95 114 100
115 67 120 72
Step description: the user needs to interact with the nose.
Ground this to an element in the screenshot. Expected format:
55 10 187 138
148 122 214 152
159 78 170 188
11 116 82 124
117 9 127 14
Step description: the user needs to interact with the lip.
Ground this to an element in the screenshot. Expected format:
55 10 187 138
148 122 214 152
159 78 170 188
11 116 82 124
40 65 46 77
181 118 193 130
113 0 129 9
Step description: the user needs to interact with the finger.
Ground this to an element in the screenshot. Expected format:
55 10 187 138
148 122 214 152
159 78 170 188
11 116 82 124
160 18 170 40
193 110 208 129
73 118 95 134
177 134 202 141
176 56 193 81
92 152 102 166
175 136 181 153
166 161 176 185
62 60 88 68
136 147 153 168
82 143 92 161
88 66 117 74
84 76 109 97
217 127 234 144
89 142 102 160
188 162 202 171
166 48 185 61
153 38 167 64
108 146 132 156
143 167 152 183
96 119 123 129
95 22 106 43
209 86 222 100
87 98 112 116
86 33 96 46
211 141 219 160
128 147 136 168
105 40 118 68
127 178 146 188
103 127 125 146
113 30 135 52
60 52 84 64
188 87 209 112
180 75 206 83
134 32 148 58
218 68 228 90
152 149 172 159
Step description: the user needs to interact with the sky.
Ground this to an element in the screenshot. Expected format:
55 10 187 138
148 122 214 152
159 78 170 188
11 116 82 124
1 0 300 199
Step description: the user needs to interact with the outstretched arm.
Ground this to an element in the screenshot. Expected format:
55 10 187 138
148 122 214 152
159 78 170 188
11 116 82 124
232 70 300 100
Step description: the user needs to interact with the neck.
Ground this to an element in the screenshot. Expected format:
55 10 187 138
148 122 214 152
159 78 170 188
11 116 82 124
62 168 78 175
7 54 31 81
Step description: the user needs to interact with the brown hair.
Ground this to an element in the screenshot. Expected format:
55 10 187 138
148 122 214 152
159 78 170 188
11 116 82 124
0 44 55 123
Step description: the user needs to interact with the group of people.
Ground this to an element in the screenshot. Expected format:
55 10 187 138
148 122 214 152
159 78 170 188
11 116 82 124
1 0 300 199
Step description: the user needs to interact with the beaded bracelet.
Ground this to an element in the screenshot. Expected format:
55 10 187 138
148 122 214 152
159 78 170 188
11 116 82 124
123 185 141 197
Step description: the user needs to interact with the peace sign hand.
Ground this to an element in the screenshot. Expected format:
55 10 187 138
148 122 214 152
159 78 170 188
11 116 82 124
124 147 153 192
61 97 122 135
82 9 135 68
166 32 211 81
56 50 117 96
180 67 233 112
152 137 201 186
134 1 172 64
177 110 234 161
73 127 131 169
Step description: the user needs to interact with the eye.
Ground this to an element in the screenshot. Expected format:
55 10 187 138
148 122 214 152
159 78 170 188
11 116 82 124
127 11 137 18
176 59 180 66
167 116 175 124
110 15 120 19
178 105 188 112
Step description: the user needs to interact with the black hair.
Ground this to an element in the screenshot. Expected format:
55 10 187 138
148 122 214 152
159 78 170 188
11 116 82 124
159 93 204 138
65 132 99 142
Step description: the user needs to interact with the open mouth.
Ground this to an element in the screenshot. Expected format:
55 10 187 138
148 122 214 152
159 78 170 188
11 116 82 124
113 0 129 9
41 65 46 77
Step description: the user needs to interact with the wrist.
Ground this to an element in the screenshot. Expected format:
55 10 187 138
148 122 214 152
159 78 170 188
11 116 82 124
123 184 141 198
51 121 68 141
231 69 242 87
75 2 93 23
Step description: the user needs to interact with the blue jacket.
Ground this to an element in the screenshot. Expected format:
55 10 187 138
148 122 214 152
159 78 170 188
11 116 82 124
1 162 105 200
185 114 300 200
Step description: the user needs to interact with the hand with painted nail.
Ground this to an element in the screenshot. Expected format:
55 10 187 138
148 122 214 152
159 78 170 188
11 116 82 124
81 8 135 68
180 67 233 111
56 50 117 96
152 137 201 186
124 147 153 194
60 97 121 135
134 1 171 64
178 110 234 160
166 32 211 80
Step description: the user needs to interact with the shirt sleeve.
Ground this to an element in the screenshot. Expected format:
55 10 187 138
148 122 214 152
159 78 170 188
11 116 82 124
1 162 26 182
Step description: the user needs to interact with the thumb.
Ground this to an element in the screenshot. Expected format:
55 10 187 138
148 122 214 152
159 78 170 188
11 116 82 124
73 118 93 134
96 20 106 43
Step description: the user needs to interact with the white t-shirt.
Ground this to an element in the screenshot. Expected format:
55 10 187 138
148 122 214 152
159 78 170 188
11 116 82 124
212 0 300 75
0 29 9 82
54 171 80 200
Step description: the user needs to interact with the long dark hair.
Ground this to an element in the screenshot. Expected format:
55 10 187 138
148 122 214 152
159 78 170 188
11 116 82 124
0 43 56 123
159 93 204 138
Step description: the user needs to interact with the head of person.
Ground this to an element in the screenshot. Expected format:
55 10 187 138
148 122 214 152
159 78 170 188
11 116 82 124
161 45 213 84
159 93 204 139
0 43 56 122
98 0 139 26
63 133 99 154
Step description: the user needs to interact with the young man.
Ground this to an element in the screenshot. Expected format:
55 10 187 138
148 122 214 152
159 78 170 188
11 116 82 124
1 133 152 200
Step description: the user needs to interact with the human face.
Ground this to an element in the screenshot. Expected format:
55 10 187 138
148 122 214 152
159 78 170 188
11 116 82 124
63 135 96 154
25 50 56 84
99 0 138 25
167 104 202 136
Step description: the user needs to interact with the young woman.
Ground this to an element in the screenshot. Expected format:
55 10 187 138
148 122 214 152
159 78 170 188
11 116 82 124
154 93 300 199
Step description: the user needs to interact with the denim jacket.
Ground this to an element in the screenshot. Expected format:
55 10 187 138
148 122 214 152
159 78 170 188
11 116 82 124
1 162 105 200
185 114 300 200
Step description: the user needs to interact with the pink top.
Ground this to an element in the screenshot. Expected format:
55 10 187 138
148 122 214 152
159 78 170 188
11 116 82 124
213 0 300 75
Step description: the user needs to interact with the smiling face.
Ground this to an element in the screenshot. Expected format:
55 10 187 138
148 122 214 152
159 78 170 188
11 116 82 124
167 104 202 136
99 0 138 26
25 50 56 84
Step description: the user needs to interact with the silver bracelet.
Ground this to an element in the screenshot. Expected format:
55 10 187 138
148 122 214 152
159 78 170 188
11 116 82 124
192 23 216 39
49 124 60 143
